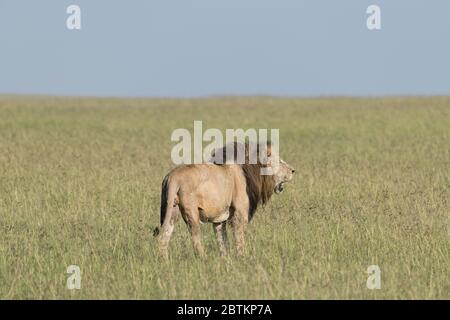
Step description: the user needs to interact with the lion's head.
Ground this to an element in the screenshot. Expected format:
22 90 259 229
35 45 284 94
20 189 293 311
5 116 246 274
211 142 295 219
259 145 295 194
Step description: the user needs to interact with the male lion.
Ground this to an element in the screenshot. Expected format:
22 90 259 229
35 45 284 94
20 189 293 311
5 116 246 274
153 142 294 258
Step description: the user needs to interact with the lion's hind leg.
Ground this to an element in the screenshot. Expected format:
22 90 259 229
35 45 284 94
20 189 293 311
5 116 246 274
157 206 179 260
180 205 205 257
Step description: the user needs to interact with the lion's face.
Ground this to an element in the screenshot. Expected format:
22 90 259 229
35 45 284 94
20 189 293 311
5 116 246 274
211 142 295 194
269 155 295 194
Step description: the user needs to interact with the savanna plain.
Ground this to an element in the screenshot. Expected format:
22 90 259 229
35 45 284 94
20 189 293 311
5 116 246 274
0 96 448 299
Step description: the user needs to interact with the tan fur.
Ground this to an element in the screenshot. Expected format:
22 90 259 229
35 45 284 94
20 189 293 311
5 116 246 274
154 142 294 258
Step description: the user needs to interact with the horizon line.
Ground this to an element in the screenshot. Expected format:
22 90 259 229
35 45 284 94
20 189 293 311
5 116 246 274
1 93 450 101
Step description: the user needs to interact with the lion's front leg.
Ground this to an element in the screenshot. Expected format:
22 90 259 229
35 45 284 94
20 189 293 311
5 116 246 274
230 210 248 257
213 222 228 256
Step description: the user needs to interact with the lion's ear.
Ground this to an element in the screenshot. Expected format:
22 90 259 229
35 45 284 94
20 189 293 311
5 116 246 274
265 143 272 157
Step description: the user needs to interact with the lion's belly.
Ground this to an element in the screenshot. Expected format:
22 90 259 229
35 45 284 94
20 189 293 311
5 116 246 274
196 173 233 222
199 210 230 224
212 211 230 223
182 164 235 224
197 195 232 224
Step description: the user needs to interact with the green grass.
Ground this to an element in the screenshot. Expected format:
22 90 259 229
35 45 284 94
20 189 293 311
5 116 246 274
0 96 448 299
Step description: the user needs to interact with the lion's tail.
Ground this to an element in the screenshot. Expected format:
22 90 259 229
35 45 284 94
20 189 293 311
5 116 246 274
153 175 178 237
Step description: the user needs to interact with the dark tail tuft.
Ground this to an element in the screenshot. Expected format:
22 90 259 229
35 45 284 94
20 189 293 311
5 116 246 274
154 175 169 238
160 175 169 225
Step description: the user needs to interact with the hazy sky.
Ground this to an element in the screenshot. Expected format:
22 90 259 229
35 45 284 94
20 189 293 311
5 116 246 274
0 0 449 97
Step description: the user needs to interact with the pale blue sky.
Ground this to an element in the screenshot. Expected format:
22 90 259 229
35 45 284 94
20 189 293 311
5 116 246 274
0 0 449 97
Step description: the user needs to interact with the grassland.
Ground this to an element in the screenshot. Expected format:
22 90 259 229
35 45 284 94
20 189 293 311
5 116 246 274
0 96 448 299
